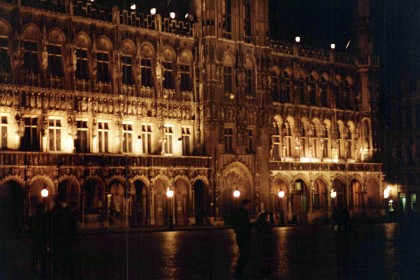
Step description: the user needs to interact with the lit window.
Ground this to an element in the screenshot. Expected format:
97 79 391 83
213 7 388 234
98 121 109 153
48 118 62 152
142 124 152 154
1 116 7 149
75 120 88 153
123 123 133 153
182 127 192 155
22 117 39 151
164 125 174 154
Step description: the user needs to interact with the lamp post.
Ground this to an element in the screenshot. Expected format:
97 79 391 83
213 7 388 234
166 188 174 230
330 189 337 210
278 190 285 226
41 186 49 211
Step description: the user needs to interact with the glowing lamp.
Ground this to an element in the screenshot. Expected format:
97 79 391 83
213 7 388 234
278 190 285 198
295 36 301 43
166 189 174 198
41 187 49 198
233 190 241 198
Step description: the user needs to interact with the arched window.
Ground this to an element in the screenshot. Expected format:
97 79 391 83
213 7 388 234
121 41 134 85
222 0 232 38
96 38 111 83
245 59 254 96
75 34 90 81
179 53 192 92
319 76 328 107
47 30 65 77
223 55 234 97
140 45 154 87
23 25 40 75
244 0 252 42
281 71 291 103
162 49 175 90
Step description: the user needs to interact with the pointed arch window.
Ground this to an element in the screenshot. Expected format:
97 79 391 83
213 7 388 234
97 51 110 83
281 72 291 103
140 58 153 87
271 73 280 102
244 0 252 42
121 54 133 85
163 62 174 89
222 0 232 38
47 44 63 76
180 64 191 91
76 48 88 80
320 77 328 107
0 37 10 73
23 40 39 74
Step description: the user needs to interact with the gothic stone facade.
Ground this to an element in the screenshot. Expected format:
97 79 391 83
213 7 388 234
0 0 385 230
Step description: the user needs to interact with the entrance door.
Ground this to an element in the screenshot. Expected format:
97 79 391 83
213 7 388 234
132 180 147 227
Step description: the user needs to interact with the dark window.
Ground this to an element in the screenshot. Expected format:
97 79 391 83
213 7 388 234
224 66 233 93
244 0 252 41
271 74 280 102
180 64 191 91
246 69 253 95
163 62 174 89
0 37 10 73
224 127 233 153
22 117 39 151
141 58 153 87
76 48 88 80
223 0 232 36
47 45 62 76
121 55 133 84
23 40 39 74
97 51 110 83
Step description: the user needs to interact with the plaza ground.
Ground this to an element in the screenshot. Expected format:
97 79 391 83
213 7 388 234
1 220 419 280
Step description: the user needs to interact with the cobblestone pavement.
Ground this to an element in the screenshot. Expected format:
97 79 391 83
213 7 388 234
1 222 419 280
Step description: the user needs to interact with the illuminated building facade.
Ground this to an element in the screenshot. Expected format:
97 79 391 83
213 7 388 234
0 0 386 230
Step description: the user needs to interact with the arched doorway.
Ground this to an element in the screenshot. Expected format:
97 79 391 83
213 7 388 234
107 179 126 226
349 179 364 213
29 179 53 214
332 179 347 209
313 178 328 212
57 179 79 219
220 164 251 224
153 179 169 226
131 180 148 227
174 180 188 226
272 178 289 225
291 179 309 224
0 181 24 234
82 178 103 226
193 180 207 225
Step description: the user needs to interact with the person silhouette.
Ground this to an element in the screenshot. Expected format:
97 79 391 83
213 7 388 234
232 199 252 280
256 211 273 279
28 203 49 279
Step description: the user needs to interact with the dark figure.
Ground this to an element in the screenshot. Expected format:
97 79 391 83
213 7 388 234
232 199 252 280
28 204 49 279
332 207 343 232
51 202 77 279
255 211 273 280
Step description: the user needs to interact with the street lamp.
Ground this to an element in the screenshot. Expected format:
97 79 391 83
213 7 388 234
166 188 174 230
41 186 49 211
278 190 285 226
233 190 241 198
330 189 337 209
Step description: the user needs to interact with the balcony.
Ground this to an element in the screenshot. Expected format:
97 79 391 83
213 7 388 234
268 160 382 172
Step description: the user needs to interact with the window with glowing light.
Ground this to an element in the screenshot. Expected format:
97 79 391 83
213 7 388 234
48 118 62 152
182 127 192 155
22 117 39 151
1 116 7 149
122 123 133 153
0 37 10 73
75 120 88 153
141 124 152 154
164 125 174 154
98 121 109 153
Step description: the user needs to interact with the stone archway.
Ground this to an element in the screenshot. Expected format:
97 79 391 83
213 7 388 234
57 179 80 219
290 179 309 224
153 178 170 226
174 179 189 226
332 178 347 209
220 163 253 223
366 178 380 211
272 178 289 225
82 178 104 227
107 179 126 226
193 180 208 225
0 180 24 234
131 180 148 227
349 179 364 213
313 177 329 212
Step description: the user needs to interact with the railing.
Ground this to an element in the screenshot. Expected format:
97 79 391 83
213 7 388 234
268 161 382 172
0 151 212 169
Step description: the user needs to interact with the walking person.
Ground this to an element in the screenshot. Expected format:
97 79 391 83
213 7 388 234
28 203 49 279
255 211 274 280
51 201 77 279
232 199 252 280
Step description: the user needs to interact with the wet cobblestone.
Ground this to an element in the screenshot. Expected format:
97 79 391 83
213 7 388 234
1 222 419 280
